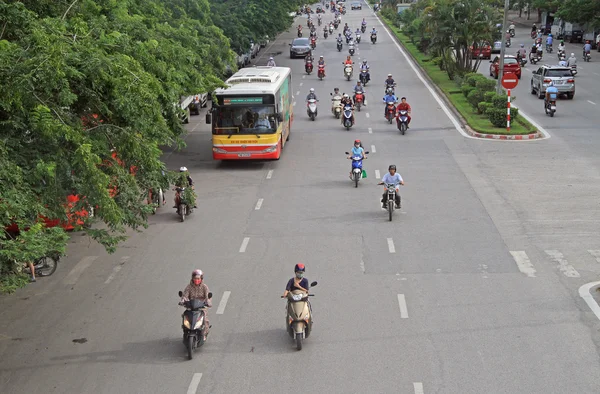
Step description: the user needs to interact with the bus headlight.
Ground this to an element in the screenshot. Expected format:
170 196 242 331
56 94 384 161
263 145 277 153
213 147 227 153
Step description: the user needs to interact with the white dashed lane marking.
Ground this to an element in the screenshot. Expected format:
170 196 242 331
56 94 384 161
266 170 273 179
510 251 536 277
588 100 597 105
187 373 203 394
368 127 372 134
239 237 250 253
371 145 376 153
63 256 98 285
255 198 264 210
365 112 370 118
397 294 408 318
545 250 580 278
216 291 231 315
387 238 395 253
375 169 380 179
588 250 600 263
413 382 424 394
104 256 130 284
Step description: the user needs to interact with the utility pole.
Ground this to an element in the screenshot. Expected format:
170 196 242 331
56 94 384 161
496 0 510 94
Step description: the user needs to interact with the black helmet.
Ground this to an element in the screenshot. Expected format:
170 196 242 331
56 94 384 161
389 165 396 171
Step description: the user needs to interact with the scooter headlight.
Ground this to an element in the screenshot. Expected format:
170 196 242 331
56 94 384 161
183 317 191 329
193 316 204 330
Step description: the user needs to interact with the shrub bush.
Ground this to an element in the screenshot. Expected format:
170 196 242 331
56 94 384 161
476 79 496 93
462 85 476 98
486 108 506 127
477 102 491 115
483 91 496 103
491 93 509 109
466 73 486 87
467 88 485 109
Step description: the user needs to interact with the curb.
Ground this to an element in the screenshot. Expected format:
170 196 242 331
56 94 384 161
579 282 600 322
379 17 545 141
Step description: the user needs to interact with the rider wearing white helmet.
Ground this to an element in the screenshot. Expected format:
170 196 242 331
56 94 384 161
267 57 276 66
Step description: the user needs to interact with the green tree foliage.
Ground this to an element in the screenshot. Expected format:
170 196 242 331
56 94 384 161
556 0 600 28
209 0 302 54
398 0 500 76
0 0 235 286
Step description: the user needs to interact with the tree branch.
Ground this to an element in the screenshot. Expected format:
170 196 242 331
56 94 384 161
0 22 6 41
62 0 79 20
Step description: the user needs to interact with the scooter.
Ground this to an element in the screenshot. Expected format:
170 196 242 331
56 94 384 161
558 49 565 61
544 100 556 117
381 183 402 222
329 25 333 34
310 37 317 49
345 152 369 187
337 40 343 51
385 101 396 124
546 43 553 53
307 98 318 121
331 93 342 118
397 110 409 134
505 38 511 48
324 30 328 39
343 104 353 130
385 83 396 95
348 42 355 56
305 60 313 74
174 187 192 222
282 282 318 350
509 28 515 37
356 33 361 44
570 64 578 76
150 188 164 214
361 24 366 33
516 54 527 67
371 33 377 44
297 29 302 37
344 64 353 81
359 69 369 85
178 291 212 360
24 255 60 278
354 90 364 112
318 64 325 80
584 52 591 62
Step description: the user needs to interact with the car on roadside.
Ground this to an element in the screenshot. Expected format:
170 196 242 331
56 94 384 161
351 2 362 10
470 42 491 59
489 55 521 79
492 41 502 54
530 65 575 99
289 37 311 58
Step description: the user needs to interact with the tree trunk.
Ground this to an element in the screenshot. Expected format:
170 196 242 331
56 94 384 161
519 7 522 18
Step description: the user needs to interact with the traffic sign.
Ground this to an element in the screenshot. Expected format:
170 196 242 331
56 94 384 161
501 73 519 90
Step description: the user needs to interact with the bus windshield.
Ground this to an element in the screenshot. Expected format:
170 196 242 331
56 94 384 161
213 105 277 135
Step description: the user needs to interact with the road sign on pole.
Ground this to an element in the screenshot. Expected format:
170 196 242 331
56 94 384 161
501 74 519 90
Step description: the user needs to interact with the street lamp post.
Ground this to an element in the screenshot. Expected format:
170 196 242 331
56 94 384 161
496 0 510 94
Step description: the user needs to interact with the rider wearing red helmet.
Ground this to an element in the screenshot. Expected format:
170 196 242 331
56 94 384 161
182 269 212 339
282 264 310 298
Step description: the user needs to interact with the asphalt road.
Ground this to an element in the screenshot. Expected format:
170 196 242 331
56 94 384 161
2 2 600 393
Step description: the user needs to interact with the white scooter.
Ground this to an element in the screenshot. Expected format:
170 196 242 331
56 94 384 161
282 281 318 350
306 98 318 121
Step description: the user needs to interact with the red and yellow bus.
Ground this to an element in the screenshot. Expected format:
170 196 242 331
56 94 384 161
208 66 293 160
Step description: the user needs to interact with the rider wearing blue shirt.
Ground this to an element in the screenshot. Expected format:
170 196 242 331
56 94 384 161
583 41 592 57
382 93 398 116
348 139 365 179
378 165 404 209
545 80 558 110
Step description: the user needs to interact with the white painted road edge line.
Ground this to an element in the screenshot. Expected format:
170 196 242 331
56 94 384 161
266 170 273 179
509 251 536 277
397 294 409 318
216 291 231 315
368 127 373 134
239 237 250 253
387 238 396 253
375 169 381 179
255 198 264 210
63 256 98 285
579 282 600 321
413 382 424 394
187 373 203 394
587 100 597 105
371 144 376 153
371 6 551 140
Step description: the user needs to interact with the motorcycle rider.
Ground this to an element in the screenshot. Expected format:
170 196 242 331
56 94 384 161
396 97 412 128
558 40 566 54
343 55 353 66
353 80 366 106
546 33 553 51
360 60 370 83
348 139 366 179
282 264 311 299
305 51 314 66
544 80 558 112
306 88 318 102
535 41 543 57
378 165 404 209
509 21 515 33
297 24 303 36
567 52 577 67
337 33 343 47
361 18 367 28
382 90 398 117
266 57 276 66
181 269 212 341
340 93 355 125
174 166 196 209
531 23 537 34
559 59 567 67
384 73 395 91
317 55 326 76
516 44 527 62
530 42 538 60
583 40 592 58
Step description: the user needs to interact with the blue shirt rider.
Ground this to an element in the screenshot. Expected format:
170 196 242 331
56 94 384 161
546 34 553 46
348 139 365 179
545 81 558 108
382 92 398 116
583 41 592 55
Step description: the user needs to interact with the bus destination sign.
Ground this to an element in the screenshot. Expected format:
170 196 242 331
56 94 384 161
223 97 263 105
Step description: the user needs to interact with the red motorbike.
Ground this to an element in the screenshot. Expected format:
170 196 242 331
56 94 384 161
317 64 325 80
305 60 313 74
385 102 396 124
354 91 364 111
310 37 317 49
